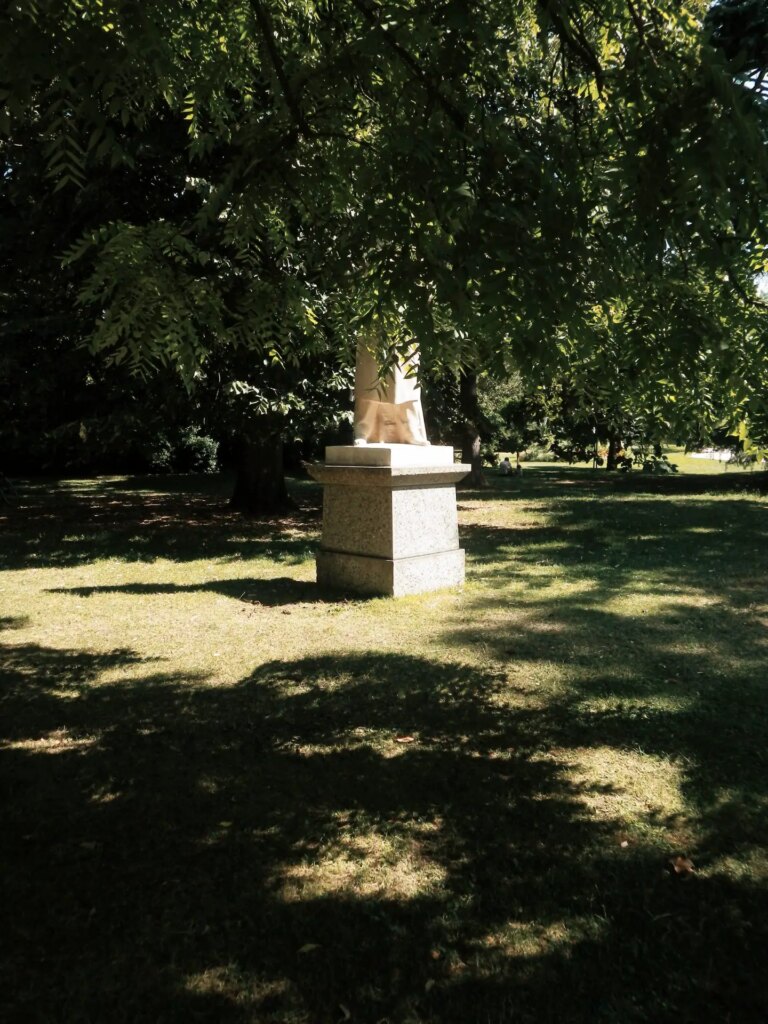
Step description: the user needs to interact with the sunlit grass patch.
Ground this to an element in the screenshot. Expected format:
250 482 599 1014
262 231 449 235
549 746 693 843
183 967 305 1022
2 727 98 755
276 822 447 903
471 915 608 963
707 847 768 883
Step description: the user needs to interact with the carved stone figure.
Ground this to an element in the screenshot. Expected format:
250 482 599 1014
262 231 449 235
353 339 429 445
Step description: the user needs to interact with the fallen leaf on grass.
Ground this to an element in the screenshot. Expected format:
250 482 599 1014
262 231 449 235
395 735 416 744
298 943 321 954
670 855 695 877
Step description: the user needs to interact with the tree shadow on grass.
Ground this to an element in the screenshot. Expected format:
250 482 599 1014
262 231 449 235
44 577 373 608
462 465 768 504
3 641 767 1022
0 615 30 631
456 469 768 782
0 476 322 571
462 489 768 602
445 473 768 1019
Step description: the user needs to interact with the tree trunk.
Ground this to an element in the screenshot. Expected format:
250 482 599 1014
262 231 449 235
459 369 487 488
606 434 621 471
230 432 291 514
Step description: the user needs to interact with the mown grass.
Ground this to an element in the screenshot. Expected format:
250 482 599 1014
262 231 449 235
505 444 760 476
2 467 768 1023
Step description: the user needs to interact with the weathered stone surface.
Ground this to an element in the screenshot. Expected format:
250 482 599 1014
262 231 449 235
317 548 466 597
391 485 459 558
316 479 461 560
310 454 470 597
325 443 454 467
320 483 394 559
353 341 427 444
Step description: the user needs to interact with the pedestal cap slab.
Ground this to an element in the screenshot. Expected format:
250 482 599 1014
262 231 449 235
325 443 455 467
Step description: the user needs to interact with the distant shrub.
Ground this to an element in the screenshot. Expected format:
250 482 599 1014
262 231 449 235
551 440 594 463
147 434 175 472
728 451 757 469
520 444 557 463
28 416 220 475
173 427 219 473
147 427 218 473
642 454 678 474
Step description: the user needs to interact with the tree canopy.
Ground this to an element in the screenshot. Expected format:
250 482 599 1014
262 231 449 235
2 0 767 439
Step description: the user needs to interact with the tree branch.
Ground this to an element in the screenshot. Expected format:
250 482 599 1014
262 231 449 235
349 0 467 132
536 0 604 87
251 0 311 137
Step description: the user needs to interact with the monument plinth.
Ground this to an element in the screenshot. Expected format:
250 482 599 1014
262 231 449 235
309 444 470 597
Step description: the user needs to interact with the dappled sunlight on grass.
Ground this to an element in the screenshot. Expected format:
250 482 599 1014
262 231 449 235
275 823 447 903
549 746 689 837
2 727 99 755
707 847 768 883
3 470 768 1021
469 915 608 965
0 473 320 570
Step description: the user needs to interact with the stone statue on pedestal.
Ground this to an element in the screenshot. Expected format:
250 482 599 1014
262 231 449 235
353 340 429 446
308 333 469 596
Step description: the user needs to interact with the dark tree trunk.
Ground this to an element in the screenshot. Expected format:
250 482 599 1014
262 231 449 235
230 432 291 515
459 369 487 488
606 434 621 471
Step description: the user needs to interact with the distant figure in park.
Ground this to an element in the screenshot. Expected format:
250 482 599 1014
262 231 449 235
353 337 429 446
499 456 513 475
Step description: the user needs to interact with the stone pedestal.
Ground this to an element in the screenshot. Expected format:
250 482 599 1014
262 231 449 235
308 445 470 597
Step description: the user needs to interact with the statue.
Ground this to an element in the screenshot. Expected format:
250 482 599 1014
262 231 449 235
311 333 468 597
353 338 429 446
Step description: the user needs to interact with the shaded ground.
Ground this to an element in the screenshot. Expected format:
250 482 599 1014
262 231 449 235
2 469 768 1022
0 475 321 571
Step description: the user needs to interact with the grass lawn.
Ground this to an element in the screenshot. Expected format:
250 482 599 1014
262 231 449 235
2 466 768 1022
502 445 762 476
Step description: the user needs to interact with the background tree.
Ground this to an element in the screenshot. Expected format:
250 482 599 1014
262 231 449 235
199 349 353 513
478 375 550 468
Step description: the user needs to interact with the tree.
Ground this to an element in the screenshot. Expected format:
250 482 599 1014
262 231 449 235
477 373 549 467
199 349 353 513
2 1 768 509
0 34 220 474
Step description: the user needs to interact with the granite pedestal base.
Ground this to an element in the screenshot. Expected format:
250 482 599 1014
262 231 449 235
308 445 470 597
